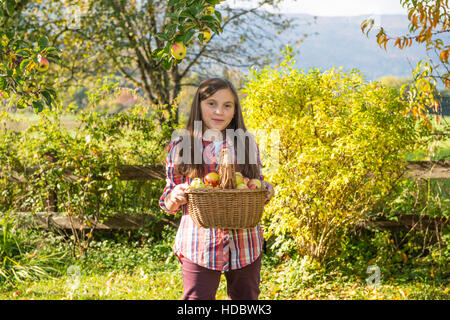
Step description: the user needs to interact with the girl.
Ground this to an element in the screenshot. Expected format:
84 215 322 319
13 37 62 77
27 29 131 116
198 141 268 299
159 78 275 300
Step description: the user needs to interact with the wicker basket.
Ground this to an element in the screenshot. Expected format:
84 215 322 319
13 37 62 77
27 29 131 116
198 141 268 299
185 188 267 229
185 146 267 229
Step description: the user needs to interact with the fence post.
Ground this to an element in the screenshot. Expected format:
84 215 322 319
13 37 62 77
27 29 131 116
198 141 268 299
44 151 58 213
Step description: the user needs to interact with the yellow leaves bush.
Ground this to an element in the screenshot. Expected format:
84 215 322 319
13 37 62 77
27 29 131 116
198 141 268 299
242 47 418 262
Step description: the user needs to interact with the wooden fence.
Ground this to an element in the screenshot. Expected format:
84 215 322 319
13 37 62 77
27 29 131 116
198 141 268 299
1 159 449 232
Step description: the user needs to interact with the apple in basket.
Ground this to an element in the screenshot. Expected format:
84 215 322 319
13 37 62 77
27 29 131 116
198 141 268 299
236 183 249 189
248 179 262 189
204 172 220 187
235 172 244 186
190 178 206 189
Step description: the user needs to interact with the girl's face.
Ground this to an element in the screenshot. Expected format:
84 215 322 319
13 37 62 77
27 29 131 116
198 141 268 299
200 88 235 133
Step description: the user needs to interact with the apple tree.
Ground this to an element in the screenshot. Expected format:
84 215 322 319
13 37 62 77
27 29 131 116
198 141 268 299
14 0 297 129
0 0 61 113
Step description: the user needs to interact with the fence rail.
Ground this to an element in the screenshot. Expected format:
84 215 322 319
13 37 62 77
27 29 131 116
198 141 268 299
1 160 449 231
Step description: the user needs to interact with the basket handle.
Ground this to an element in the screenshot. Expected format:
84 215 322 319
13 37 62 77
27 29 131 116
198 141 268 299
218 147 236 189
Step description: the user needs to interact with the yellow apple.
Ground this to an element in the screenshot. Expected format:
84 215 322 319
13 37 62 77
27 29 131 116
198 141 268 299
200 28 212 43
204 6 214 15
170 42 187 60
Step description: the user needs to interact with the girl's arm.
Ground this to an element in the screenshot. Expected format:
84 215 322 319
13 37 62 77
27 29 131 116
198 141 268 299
159 138 185 214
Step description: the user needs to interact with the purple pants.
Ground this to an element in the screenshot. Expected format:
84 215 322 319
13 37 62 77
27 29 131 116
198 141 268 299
179 255 262 300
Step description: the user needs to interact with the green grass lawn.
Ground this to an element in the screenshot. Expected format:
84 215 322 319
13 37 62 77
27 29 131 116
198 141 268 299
1 257 447 300
0 231 448 300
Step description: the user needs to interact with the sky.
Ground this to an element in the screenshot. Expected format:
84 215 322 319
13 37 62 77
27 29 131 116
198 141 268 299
227 0 407 16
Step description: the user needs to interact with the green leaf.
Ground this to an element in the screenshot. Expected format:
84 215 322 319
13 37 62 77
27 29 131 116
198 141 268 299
32 99 44 113
38 36 49 49
162 58 172 70
42 47 60 53
19 58 31 72
155 33 169 41
15 48 32 57
180 10 194 19
46 53 61 62
46 88 57 98
214 9 222 21
5 0 15 16
40 90 53 107
201 15 216 23
0 77 6 90
183 30 196 44
166 13 179 21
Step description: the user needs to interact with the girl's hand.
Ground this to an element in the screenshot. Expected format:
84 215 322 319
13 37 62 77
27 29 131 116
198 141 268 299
165 183 189 210
262 180 275 203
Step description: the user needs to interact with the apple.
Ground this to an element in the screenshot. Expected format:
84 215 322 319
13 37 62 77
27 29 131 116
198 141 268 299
190 178 205 189
248 178 262 189
204 6 214 15
204 171 219 186
243 177 249 184
200 28 211 43
37 55 49 72
236 184 249 189
0 91 9 99
170 42 187 60
235 172 244 186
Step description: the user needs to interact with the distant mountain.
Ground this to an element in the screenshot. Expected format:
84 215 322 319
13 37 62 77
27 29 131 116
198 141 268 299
269 13 437 82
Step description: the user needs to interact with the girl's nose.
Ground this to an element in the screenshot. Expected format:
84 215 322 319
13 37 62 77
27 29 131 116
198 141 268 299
215 105 225 114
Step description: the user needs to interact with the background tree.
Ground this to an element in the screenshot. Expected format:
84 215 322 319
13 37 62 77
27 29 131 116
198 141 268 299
12 0 298 130
0 0 60 112
362 0 449 128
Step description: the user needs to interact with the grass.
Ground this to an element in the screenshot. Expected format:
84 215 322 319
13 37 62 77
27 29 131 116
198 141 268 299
0 229 448 300
1 257 447 300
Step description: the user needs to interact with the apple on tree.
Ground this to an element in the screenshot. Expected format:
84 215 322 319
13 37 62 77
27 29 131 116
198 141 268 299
37 55 49 72
200 28 212 43
204 6 214 15
170 42 187 60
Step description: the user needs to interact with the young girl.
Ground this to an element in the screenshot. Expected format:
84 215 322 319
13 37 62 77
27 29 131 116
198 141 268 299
159 78 275 300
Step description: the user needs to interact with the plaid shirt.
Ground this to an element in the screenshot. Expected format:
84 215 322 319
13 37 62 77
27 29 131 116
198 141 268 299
159 136 265 271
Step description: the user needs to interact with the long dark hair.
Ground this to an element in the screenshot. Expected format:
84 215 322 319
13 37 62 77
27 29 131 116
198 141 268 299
175 78 261 179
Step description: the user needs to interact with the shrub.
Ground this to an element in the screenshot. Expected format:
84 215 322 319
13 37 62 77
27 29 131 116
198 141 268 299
243 47 420 262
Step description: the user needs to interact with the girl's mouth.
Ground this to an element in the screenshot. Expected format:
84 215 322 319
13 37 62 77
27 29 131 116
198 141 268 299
212 119 224 123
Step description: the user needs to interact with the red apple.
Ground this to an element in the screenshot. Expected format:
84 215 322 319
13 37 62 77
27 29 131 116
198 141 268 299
204 172 220 186
243 177 249 184
248 179 262 189
37 55 49 72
